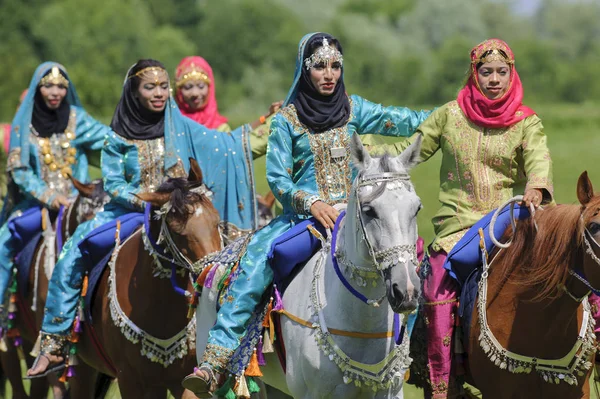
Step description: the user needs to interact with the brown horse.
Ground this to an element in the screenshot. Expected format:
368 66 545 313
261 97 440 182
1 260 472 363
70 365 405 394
0 178 108 399
467 171 600 398
72 160 222 399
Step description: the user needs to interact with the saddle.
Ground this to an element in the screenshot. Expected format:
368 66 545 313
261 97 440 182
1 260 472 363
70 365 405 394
9 207 54 296
78 212 144 321
267 217 327 291
443 204 531 348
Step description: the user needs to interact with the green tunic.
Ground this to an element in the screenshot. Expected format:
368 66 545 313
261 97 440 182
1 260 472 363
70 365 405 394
370 100 553 252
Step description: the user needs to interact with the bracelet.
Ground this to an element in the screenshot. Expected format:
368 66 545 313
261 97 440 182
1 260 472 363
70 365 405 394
259 115 266 124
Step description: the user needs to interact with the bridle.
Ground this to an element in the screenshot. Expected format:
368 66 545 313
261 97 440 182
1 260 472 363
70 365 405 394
565 214 600 301
333 171 418 307
142 184 222 296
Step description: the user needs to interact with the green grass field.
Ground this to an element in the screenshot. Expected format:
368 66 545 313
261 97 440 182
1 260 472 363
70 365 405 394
4 103 600 398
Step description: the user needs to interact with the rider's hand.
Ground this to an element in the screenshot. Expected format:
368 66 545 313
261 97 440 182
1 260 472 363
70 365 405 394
310 201 340 229
267 101 283 117
522 188 543 209
51 194 70 210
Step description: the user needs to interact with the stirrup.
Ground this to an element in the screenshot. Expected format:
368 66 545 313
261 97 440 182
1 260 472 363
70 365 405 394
182 366 216 398
24 353 66 380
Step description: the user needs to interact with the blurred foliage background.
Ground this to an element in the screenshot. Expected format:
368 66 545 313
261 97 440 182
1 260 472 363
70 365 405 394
1 0 599 243
1 1 600 396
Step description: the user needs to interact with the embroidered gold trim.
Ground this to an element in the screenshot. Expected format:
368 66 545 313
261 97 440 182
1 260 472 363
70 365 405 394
201 343 234 372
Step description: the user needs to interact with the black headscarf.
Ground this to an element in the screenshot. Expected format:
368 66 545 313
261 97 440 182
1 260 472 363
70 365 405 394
31 72 71 138
292 33 350 133
110 61 166 141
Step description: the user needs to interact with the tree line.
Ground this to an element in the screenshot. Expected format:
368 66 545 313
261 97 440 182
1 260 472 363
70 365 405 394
1 0 599 125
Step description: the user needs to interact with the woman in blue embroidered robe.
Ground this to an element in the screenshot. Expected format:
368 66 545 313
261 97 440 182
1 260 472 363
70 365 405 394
183 32 432 395
0 62 109 327
27 59 258 376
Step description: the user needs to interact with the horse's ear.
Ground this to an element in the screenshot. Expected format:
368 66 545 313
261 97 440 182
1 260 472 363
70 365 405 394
136 192 171 207
188 158 204 184
396 134 422 172
70 175 96 198
577 171 594 206
351 133 371 170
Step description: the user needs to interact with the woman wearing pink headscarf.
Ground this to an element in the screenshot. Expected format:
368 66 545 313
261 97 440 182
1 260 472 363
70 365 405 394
175 56 280 158
373 39 554 398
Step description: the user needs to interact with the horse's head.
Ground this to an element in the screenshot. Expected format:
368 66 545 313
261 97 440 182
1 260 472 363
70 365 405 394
350 133 422 313
63 177 109 239
136 159 222 269
257 191 276 228
576 171 600 292
70 177 110 221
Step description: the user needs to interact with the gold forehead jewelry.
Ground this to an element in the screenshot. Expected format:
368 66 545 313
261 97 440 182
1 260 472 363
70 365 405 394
176 64 211 88
128 66 168 85
304 38 344 70
39 66 69 87
473 48 514 65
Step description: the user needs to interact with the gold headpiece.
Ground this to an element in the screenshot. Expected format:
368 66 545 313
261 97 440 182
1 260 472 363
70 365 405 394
304 38 344 70
176 64 211 88
473 48 513 65
472 39 514 65
39 66 69 88
128 66 168 85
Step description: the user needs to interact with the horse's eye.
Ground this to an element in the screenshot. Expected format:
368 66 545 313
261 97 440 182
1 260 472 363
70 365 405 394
589 222 600 235
361 204 377 218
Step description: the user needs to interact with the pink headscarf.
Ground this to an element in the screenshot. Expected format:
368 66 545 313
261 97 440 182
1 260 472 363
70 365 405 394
175 56 228 129
457 39 535 129
3 89 28 152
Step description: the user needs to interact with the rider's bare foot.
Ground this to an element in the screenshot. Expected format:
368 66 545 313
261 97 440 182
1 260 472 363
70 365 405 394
27 353 64 377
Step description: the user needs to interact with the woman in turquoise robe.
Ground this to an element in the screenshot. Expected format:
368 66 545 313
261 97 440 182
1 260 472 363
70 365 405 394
184 32 432 396
27 59 258 376
0 62 109 329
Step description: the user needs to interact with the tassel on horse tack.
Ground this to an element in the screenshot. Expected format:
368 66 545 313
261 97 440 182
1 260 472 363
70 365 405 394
262 297 273 328
247 376 260 394
256 337 266 365
41 208 48 231
30 333 42 357
196 264 213 287
58 366 69 383
187 293 199 319
262 330 274 353
244 348 263 377
234 376 251 399
81 275 89 297
273 285 284 311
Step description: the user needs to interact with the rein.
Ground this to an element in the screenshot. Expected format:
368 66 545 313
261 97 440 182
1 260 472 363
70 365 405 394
479 197 597 385
142 184 221 297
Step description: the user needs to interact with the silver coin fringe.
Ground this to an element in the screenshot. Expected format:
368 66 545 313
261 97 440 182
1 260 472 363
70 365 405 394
108 234 196 367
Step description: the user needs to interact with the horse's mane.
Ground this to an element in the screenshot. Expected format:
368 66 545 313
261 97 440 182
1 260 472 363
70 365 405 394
498 203 585 301
156 178 216 224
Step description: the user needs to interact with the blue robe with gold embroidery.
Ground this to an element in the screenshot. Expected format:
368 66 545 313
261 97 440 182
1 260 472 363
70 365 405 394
40 97 257 348
201 33 431 372
0 62 109 317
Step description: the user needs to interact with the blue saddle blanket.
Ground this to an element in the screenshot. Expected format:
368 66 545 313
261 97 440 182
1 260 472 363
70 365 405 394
8 207 44 255
442 204 531 348
443 204 531 286
267 218 327 287
78 212 144 321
